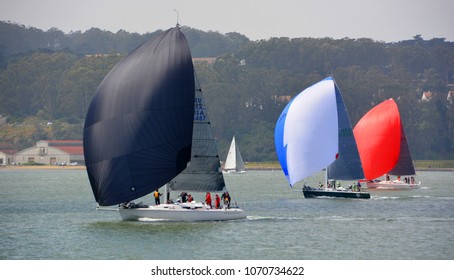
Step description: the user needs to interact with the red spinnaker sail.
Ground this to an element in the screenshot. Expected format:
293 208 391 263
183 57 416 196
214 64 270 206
353 99 401 180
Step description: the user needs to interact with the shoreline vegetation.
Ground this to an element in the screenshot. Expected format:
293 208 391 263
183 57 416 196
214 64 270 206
244 161 454 172
2 160 454 171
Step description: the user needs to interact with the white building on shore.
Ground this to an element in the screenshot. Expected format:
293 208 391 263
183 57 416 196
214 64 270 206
14 140 84 165
0 144 16 166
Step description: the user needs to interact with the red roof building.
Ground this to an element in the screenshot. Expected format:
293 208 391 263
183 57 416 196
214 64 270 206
14 140 84 165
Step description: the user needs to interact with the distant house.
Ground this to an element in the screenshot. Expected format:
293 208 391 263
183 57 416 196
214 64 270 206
447 91 454 103
421 91 434 101
85 53 120 58
0 143 16 165
192 57 216 64
272 95 292 103
14 140 84 165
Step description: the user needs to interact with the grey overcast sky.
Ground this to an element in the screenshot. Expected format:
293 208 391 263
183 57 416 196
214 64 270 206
1 0 453 42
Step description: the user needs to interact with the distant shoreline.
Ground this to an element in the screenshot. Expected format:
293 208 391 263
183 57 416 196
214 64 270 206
1 165 85 170
414 168 454 172
2 164 453 172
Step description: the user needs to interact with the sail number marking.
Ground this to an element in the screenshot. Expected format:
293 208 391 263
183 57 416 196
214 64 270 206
194 97 207 121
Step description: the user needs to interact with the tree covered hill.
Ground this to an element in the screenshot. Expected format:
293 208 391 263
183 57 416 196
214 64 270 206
0 21 250 59
1 21 453 161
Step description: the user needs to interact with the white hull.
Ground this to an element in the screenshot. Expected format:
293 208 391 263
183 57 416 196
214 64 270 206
119 203 246 221
366 180 421 190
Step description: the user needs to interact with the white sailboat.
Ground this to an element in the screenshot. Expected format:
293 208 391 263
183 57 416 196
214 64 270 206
223 136 246 173
84 26 246 221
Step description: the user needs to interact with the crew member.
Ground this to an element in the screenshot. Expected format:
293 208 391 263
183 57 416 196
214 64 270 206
205 192 212 208
154 190 162 205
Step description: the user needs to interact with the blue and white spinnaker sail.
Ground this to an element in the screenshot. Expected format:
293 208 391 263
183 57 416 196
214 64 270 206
274 77 339 186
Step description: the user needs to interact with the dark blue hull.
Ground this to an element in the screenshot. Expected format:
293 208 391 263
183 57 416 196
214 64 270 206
303 188 370 199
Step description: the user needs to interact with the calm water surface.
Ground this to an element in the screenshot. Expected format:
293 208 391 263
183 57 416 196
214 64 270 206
0 169 453 259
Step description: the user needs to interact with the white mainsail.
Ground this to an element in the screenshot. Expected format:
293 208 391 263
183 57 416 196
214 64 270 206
224 136 246 173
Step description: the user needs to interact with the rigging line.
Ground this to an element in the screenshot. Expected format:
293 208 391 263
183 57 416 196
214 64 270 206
194 70 202 89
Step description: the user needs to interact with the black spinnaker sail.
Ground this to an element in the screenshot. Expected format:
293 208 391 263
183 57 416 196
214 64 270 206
83 27 195 206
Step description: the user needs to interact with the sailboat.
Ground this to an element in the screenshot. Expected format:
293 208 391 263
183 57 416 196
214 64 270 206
353 98 421 190
83 26 246 221
223 135 246 173
274 77 370 199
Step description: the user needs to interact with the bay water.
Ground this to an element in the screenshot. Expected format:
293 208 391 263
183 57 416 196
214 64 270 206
1 169 453 260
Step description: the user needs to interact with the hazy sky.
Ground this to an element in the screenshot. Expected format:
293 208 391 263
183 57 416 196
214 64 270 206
1 0 453 42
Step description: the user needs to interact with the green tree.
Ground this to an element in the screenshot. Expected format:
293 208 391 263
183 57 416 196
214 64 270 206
57 54 121 119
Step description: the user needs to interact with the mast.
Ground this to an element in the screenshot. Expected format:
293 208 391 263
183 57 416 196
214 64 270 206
174 9 180 26
164 183 170 203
